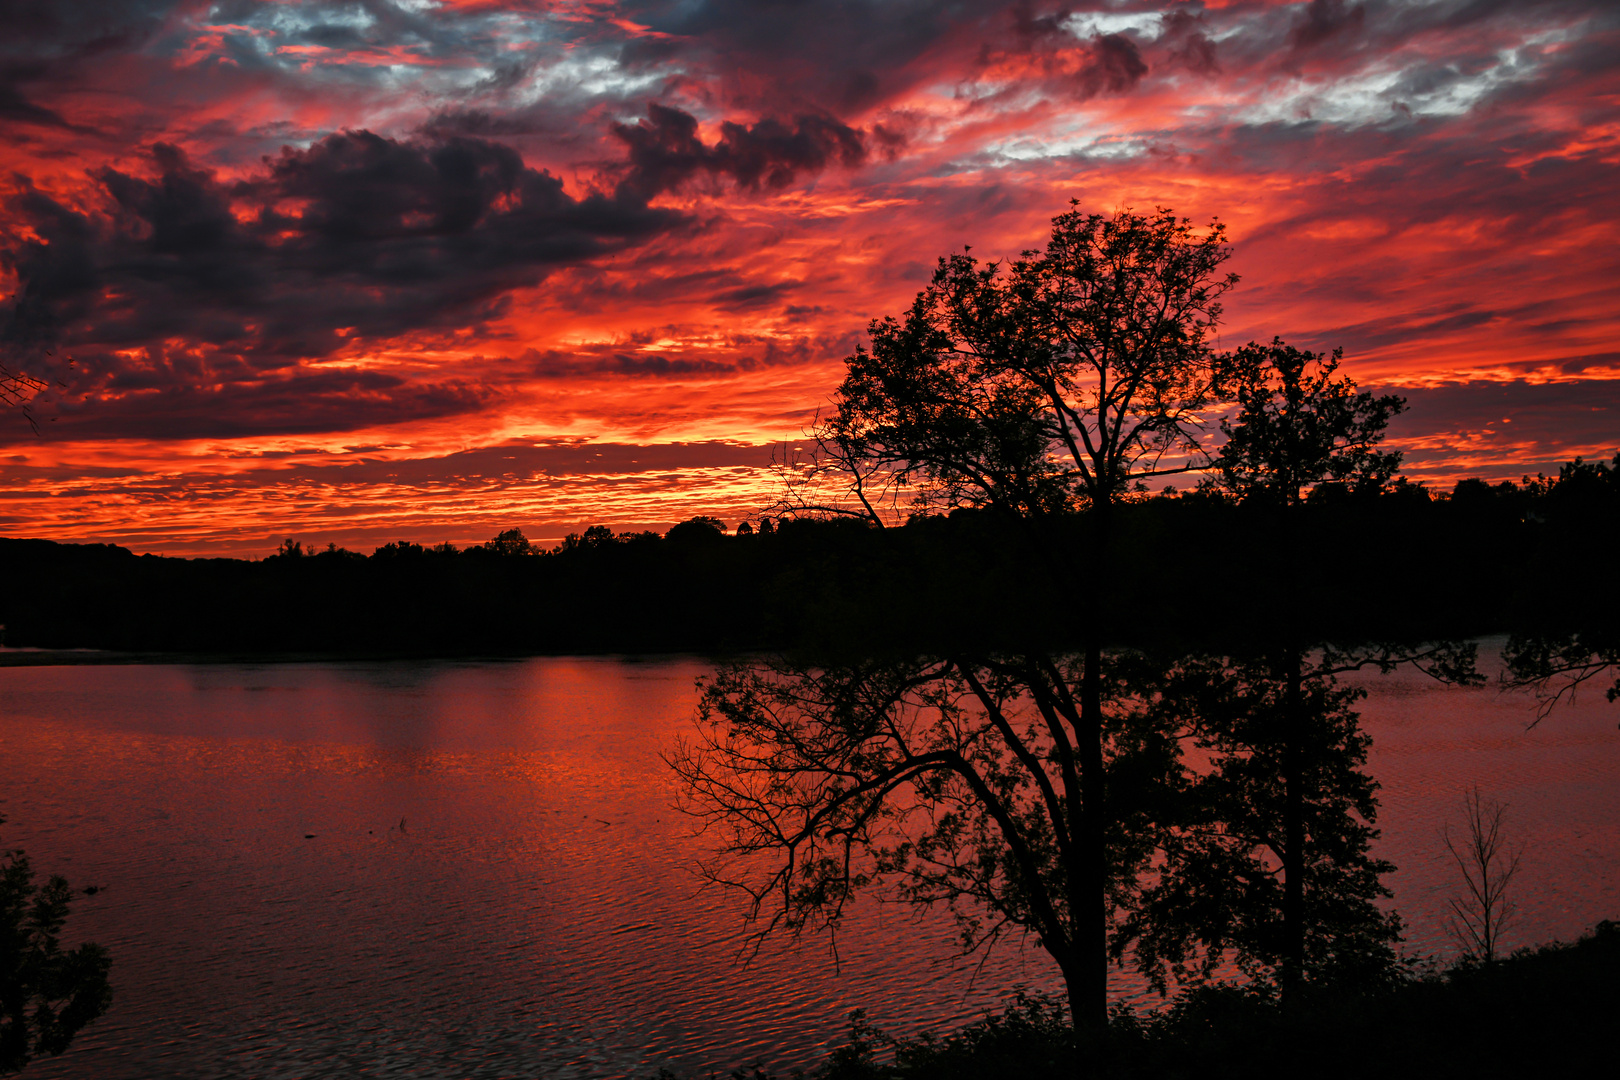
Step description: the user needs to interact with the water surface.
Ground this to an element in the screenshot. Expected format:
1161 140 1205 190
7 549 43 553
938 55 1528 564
0 648 1615 1078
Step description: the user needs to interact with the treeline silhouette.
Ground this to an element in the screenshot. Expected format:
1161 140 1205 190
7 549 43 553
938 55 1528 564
0 460 1615 658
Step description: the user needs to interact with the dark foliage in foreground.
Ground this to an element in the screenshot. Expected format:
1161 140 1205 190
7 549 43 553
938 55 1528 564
0 457 1616 659
656 919 1619 1080
1093 923 1618 1080
0 817 111 1074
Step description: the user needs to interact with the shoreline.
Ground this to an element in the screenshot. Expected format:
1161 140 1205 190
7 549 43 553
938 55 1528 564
0 646 719 667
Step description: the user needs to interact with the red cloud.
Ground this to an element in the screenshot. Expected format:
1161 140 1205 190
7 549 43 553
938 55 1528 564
1 0 1616 554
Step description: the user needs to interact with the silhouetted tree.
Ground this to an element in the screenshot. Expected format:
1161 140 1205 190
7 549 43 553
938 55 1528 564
1442 788 1523 963
1 817 111 1073
1197 340 1411 992
484 528 533 556
1122 654 1405 993
677 205 1238 1035
665 516 728 543
675 653 1185 1013
1210 339 1406 508
1505 632 1620 722
798 204 1235 527
556 525 616 552
371 541 426 559
1502 457 1620 721
1122 340 1476 997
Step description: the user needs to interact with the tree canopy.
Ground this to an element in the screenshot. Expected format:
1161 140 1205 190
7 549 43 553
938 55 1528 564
805 204 1236 526
1212 339 1406 509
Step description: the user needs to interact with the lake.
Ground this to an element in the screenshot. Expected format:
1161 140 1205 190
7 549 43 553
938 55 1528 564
1 646 1616 1078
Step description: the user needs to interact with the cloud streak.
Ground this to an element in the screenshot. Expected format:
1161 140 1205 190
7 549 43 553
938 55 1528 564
0 0 1615 554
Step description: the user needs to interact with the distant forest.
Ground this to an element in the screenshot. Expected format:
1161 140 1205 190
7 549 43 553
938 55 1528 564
2 461 1616 658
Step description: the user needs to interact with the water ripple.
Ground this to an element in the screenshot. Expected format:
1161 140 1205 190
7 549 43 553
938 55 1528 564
0 648 1614 1077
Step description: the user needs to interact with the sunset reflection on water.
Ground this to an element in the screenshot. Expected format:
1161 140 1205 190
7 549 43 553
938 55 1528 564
0 648 1614 1078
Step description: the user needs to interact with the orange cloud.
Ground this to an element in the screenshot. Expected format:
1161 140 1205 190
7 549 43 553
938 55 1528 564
2 1 1616 554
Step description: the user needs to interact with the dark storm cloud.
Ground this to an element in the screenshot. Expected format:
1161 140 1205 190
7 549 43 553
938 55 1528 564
0 132 681 362
1289 0 1367 53
269 438 778 487
1161 10 1220 75
986 9 1155 104
536 261 807 316
610 103 868 199
0 366 497 447
619 0 1008 114
417 109 558 139
0 1 172 135
1075 33 1149 97
606 0 1611 120
0 78 85 132
0 438 776 494
0 0 172 63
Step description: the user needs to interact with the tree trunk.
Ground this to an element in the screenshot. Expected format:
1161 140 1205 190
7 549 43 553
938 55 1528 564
1063 953 1092 1078
1079 638 1109 1033
1281 642 1305 998
1077 495 1114 1038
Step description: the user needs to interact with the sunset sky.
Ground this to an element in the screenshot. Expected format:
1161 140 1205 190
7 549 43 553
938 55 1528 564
3 0 1617 556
